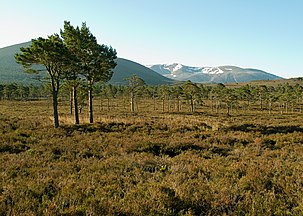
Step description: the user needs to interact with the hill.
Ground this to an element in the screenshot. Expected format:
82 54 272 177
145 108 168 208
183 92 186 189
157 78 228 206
147 63 283 83
110 58 174 85
0 42 44 84
0 42 174 85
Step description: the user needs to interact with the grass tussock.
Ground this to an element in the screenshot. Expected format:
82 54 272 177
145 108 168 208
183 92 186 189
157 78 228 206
1 100 303 215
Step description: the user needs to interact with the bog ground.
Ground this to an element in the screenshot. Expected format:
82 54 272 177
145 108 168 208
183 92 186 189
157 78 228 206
1 99 303 215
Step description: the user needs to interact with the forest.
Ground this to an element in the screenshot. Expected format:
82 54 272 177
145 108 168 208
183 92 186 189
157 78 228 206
0 78 303 215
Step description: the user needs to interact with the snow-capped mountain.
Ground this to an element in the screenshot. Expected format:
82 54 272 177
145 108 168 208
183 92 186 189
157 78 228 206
147 63 282 83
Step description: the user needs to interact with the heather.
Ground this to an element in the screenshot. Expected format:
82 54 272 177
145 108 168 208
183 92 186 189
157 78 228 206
1 96 303 215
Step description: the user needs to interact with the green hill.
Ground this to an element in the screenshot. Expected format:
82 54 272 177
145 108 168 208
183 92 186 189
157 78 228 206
0 42 174 85
0 42 43 84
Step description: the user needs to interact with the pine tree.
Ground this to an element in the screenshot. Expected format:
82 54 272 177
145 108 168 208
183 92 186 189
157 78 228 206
60 21 82 124
15 35 69 128
183 81 201 112
127 75 145 113
63 22 117 123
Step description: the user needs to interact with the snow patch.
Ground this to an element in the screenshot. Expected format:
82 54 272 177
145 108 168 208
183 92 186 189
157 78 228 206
173 64 182 71
202 67 224 74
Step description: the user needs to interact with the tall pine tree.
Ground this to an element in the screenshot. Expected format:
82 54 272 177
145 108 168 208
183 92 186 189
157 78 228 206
61 21 82 124
15 35 69 128
77 22 117 123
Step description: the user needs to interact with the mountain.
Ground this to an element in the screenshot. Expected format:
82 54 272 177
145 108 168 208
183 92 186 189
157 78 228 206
0 42 174 85
147 63 283 83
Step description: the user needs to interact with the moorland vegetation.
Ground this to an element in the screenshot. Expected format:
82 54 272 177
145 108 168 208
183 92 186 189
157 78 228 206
0 79 303 215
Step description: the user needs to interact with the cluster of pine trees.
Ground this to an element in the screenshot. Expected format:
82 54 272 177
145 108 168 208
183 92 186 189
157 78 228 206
14 21 117 128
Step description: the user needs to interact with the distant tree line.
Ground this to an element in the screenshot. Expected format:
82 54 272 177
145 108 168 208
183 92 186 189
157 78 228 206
2 80 303 115
0 83 48 100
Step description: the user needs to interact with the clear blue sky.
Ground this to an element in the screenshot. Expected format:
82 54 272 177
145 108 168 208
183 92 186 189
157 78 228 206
1 0 302 78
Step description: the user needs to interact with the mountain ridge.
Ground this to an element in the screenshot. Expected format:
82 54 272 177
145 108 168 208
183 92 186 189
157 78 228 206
0 42 283 85
147 63 283 83
0 42 174 85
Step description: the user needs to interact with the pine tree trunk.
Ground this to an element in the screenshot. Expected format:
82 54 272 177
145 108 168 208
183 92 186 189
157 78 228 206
136 100 139 112
268 101 272 115
73 86 79 125
70 89 73 115
227 105 231 116
173 98 175 111
190 97 194 112
51 78 59 128
52 91 59 128
153 95 156 111
130 91 135 112
88 87 93 123
167 98 170 112
100 98 103 111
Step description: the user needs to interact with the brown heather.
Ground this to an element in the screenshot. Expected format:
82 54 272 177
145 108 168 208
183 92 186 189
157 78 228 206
1 98 303 215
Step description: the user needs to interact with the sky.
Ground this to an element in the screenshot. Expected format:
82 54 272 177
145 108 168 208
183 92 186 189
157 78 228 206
1 0 303 78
